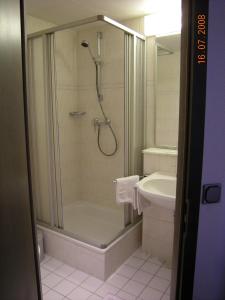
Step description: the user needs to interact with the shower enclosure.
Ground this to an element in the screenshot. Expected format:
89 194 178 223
27 15 145 248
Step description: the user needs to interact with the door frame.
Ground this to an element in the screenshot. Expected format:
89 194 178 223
0 0 41 299
20 0 210 299
171 0 209 299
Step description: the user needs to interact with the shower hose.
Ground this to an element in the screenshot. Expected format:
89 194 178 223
94 63 118 156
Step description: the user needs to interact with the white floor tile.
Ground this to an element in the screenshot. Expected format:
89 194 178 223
117 290 136 300
41 255 51 265
103 295 122 300
96 283 119 298
132 270 153 285
132 248 150 261
54 279 77 296
107 273 129 289
81 276 103 292
88 295 103 300
156 267 171 281
67 270 89 285
140 286 163 300
148 276 170 292
39 253 172 300
116 265 137 279
147 257 163 266
122 280 145 297
43 290 64 300
43 258 63 271
141 262 161 275
67 286 92 300
43 273 63 288
54 263 75 278
41 284 50 295
41 267 51 279
161 294 170 300
166 285 171 295
124 256 145 269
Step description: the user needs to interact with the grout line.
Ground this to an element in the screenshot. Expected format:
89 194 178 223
41 249 171 300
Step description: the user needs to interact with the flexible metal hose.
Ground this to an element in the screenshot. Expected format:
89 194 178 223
95 63 118 156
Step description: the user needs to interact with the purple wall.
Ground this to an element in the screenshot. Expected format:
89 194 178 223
193 0 225 299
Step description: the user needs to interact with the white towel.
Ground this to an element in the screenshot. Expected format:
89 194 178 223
136 185 151 215
115 175 139 207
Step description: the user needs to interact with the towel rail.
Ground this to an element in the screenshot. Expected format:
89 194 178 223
113 175 147 184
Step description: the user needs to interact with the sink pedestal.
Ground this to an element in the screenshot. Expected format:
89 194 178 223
142 204 174 267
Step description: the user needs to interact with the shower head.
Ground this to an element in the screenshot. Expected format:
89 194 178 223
81 40 89 48
80 40 98 65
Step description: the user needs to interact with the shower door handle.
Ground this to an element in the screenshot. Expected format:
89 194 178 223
69 111 86 117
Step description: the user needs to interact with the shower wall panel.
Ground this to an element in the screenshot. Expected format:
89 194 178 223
76 25 125 210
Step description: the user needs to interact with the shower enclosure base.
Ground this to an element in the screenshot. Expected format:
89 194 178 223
38 221 141 280
63 201 124 247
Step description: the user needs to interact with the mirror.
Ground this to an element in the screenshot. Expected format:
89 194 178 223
155 34 181 148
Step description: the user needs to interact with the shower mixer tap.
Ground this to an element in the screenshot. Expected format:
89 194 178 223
94 118 111 128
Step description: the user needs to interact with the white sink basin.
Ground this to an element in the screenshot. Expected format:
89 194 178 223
137 172 177 210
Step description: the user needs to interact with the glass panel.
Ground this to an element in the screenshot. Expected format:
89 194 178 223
125 35 145 176
28 19 145 249
27 37 53 225
53 22 126 247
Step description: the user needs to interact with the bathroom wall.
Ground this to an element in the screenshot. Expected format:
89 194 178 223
146 36 157 148
144 34 179 175
122 17 145 34
54 24 125 210
26 15 55 34
76 24 125 209
156 51 180 147
143 149 177 175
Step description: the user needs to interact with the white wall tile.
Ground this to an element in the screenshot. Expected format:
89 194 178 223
143 152 177 175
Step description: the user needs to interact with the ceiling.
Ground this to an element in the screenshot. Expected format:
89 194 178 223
25 0 180 25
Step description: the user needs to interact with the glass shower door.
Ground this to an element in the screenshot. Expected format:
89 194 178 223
52 24 126 247
27 17 145 249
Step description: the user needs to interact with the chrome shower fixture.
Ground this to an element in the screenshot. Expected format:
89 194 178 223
80 32 118 156
81 40 89 47
80 40 97 64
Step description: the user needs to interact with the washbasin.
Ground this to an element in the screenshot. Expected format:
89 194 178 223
137 172 177 210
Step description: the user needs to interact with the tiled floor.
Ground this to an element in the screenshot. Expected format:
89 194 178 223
40 248 171 300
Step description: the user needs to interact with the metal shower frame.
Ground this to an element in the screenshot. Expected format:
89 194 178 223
27 15 146 248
